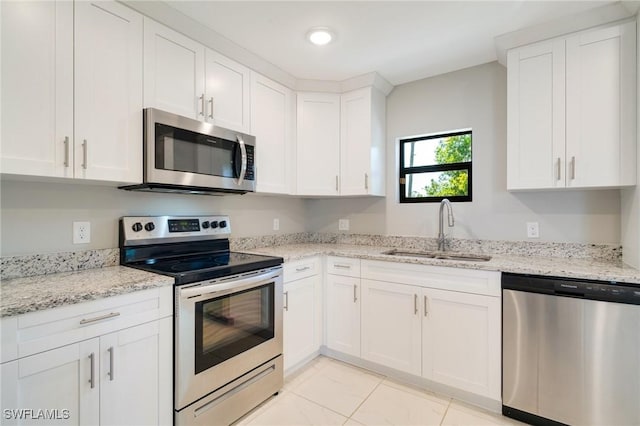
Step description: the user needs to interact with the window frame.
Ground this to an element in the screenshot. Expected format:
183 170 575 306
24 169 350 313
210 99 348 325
399 129 473 203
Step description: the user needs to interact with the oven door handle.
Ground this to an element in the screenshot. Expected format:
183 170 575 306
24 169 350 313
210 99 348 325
179 269 281 299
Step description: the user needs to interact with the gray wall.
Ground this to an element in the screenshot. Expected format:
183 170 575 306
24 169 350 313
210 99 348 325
0 179 307 256
309 62 622 244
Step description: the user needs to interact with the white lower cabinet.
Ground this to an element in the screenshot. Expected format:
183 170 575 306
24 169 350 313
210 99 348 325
326 274 361 357
360 279 422 376
421 287 501 400
282 258 322 371
0 287 173 425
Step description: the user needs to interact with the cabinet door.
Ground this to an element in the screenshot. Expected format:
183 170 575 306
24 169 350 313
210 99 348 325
205 49 251 133
566 22 637 188
251 73 294 194
283 276 321 371
340 88 372 196
100 318 172 426
296 92 340 196
507 39 566 190
74 1 143 183
143 18 205 120
0 340 100 426
361 279 421 375
0 0 73 178
422 288 500 400
326 274 360 357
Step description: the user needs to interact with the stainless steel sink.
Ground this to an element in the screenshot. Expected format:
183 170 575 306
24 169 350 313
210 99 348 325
382 249 491 262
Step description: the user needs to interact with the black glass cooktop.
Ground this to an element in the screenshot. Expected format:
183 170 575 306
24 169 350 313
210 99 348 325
130 251 283 285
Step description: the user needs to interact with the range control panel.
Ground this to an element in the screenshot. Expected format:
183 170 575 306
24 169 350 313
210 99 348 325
121 215 231 245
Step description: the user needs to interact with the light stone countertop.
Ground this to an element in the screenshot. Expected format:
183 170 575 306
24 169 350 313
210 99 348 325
0 266 174 318
247 243 640 284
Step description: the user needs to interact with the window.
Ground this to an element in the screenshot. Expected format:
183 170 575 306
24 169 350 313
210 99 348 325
399 130 472 203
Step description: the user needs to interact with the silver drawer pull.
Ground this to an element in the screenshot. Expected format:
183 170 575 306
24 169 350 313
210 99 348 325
353 284 358 303
283 291 289 311
107 347 115 381
424 295 428 317
295 266 311 272
556 158 561 181
334 264 351 269
80 312 120 325
63 136 70 167
88 353 95 389
414 294 418 315
570 156 576 179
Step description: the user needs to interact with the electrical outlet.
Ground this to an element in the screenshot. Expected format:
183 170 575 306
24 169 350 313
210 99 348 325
526 222 539 238
273 218 280 231
73 221 91 244
338 219 350 231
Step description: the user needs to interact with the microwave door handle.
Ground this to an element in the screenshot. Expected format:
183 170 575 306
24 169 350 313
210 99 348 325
237 136 247 184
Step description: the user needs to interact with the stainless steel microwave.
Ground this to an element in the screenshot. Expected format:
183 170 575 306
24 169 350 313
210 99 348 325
120 108 255 195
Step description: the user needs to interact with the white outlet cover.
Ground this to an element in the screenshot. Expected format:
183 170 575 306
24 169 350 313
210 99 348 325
526 222 539 238
273 218 280 231
338 219 350 231
73 221 91 244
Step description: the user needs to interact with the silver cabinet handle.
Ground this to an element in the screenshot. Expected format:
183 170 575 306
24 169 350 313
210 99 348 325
88 353 95 389
107 347 114 381
335 175 339 191
208 97 214 119
365 173 369 190
64 136 70 167
82 140 87 169
199 94 205 116
334 264 351 269
237 135 247 184
424 295 428 317
80 312 120 325
556 158 561 181
353 284 358 303
414 294 418 315
283 291 289 311
295 266 310 272
570 156 576 179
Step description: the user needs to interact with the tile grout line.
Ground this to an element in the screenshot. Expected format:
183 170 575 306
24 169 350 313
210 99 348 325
344 375 387 423
289 387 356 421
439 398 454 426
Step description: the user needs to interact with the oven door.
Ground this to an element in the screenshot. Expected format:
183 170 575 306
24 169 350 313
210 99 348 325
144 108 255 192
175 267 283 410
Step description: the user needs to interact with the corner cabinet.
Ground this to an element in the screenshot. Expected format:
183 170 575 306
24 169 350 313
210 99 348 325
1 0 143 183
251 73 295 194
143 19 250 133
0 287 173 426
507 20 637 190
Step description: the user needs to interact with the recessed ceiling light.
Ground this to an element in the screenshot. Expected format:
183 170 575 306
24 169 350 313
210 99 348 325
307 27 334 46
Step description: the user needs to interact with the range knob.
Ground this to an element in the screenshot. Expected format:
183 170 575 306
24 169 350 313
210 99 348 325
132 222 143 232
202 221 210 229
219 220 227 229
210 221 218 229
144 222 155 232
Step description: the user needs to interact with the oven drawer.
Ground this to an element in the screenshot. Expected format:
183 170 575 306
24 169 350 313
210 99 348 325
2 286 172 362
283 257 320 282
326 256 361 277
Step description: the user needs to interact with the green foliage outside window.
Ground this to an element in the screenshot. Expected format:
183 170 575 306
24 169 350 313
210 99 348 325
422 134 471 197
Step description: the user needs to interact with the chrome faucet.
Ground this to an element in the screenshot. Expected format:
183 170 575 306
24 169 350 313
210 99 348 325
437 199 455 251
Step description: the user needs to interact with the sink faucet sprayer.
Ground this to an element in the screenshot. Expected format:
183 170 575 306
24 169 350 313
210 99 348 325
437 199 455 251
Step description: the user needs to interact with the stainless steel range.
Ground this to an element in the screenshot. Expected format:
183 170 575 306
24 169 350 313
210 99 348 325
119 215 284 426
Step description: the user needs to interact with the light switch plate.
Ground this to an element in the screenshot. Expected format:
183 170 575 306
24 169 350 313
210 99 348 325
338 219 350 231
526 222 539 238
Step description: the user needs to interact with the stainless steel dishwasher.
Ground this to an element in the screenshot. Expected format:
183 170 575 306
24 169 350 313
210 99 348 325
502 273 640 426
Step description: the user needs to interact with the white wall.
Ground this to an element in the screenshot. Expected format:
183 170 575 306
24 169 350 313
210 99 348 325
309 62 622 244
0 180 307 256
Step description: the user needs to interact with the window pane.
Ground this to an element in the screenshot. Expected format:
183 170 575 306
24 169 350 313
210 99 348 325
403 133 471 167
405 170 469 198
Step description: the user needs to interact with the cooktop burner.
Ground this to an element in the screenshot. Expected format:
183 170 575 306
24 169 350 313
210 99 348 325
119 215 283 285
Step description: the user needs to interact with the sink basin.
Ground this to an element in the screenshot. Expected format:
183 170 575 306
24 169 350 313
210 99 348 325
382 249 491 262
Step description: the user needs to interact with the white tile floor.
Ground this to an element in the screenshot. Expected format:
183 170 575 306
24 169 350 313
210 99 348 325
236 356 526 426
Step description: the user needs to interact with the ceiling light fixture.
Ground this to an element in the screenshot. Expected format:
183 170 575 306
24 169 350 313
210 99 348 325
307 27 334 46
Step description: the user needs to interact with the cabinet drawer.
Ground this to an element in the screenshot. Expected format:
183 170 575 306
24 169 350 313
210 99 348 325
361 260 500 297
326 256 361 277
283 257 320 282
2 286 172 362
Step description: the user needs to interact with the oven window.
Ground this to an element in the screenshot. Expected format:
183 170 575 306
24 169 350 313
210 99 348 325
194 283 274 374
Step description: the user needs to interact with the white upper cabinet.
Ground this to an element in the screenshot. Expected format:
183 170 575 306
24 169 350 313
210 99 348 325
1 1 73 178
143 18 205 120
507 20 636 190
143 19 250 133
296 92 341 195
565 22 637 188
340 87 386 196
75 1 143 184
205 50 251 133
1 0 142 184
251 72 294 194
